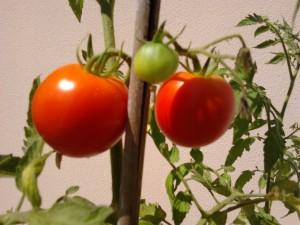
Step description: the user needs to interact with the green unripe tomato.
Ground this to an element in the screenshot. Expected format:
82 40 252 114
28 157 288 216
133 42 179 83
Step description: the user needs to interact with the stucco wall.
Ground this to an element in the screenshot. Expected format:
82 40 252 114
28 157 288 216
0 1 299 224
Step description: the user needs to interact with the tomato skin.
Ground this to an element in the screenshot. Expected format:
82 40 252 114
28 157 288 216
133 42 178 83
31 64 128 157
155 72 235 147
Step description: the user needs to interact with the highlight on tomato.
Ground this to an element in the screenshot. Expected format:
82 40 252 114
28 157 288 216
155 72 235 148
31 64 128 157
133 42 178 83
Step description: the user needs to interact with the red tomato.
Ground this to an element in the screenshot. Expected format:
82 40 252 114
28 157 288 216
155 72 235 147
31 64 128 157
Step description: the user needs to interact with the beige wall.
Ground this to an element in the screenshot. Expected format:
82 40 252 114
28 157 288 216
0 1 299 224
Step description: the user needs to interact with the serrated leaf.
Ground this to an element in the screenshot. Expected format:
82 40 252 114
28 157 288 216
14 77 48 208
263 120 285 172
190 148 203 163
158 143 180 164
254 25 269 37
139 200 166 225
27 196 112 225
208 212 227 225
172 191 192 225
237 14 266 26
0 154 21 177
225 137 255 166
23 77 41 153
192 167 213 190
212 172 232 196
234 170 254 192
232 116 250 142
267 53 285 64
255 39 278 49
249 119 267 130
68 0 84 22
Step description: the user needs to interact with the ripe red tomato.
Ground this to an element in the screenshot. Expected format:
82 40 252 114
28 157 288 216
31 64 128 157
155 72 235 147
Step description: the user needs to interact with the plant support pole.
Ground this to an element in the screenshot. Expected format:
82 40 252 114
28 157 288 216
118 1 161 225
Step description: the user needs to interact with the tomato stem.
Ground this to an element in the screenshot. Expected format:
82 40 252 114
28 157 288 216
97 0 122 214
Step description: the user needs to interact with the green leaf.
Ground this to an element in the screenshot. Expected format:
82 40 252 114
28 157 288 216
233 210 249 225
20 152 52 208
165 163 192 204
66 186 80 196
158 143 180 164
172 191 192 225
232 116 250 142
208 212 227 225
256 208 281 225
255 39 278 49
258 175 267 192
23 77 41 153
139 200 166 225
254 25 269 37
68 0 84 22
15 77 47 208
212 172 232 196
237 14 266 26
283 194 300 214
225 137 255 166
234 170 254 192
263 120 285 172
290 135 300 146
192 166 213 190
273 179 298 195
267 52 285 64
249 119 267 130
169 145 180 164
149 109 165 148
27 196 113 225
190 148 203 163
0 154 21 177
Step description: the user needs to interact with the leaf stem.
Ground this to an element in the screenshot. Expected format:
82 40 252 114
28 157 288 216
206 193 265 216
15 194 25 212
196 33 247 50
221 198 265 214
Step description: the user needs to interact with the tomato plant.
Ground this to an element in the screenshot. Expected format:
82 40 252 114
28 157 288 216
155 72 235 147
133 42 178 83
31 64 128 157
1 1 300 225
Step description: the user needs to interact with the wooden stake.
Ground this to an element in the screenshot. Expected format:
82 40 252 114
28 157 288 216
118 1 161 225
